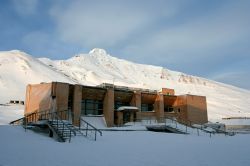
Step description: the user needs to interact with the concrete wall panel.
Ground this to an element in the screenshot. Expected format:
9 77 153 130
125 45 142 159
186 95 208 124
72 85 82 126
54 82 69 112
154 93 164 120
130 91 141 110
103 88 114 127
24 83 52 115
161 88 175 95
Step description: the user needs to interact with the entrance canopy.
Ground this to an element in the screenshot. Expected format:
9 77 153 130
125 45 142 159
116 106 139 112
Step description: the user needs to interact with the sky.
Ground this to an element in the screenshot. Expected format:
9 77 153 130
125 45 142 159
0 0 250 90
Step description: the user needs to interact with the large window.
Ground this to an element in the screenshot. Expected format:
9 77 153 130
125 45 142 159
141 104 154 112
81 99 103 115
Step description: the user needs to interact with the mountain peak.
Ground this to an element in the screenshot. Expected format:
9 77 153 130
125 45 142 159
89 48 108 56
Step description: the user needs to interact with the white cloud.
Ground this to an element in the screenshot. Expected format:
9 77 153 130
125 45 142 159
12 0 38 16
50 1 179 47
121 1 250 65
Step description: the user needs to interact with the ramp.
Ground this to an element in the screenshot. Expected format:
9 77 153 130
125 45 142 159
81 116 107 129
146 125 187 134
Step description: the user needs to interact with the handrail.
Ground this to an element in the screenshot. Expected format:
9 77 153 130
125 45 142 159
9 117 24 125
11 109 102 142
24 109 70 122
23 109 74 141
50 112 76 142
80 117 102 135
161 116 216 136
134 116 216 137
79 117 102 141
163 117 236 136
206 125 235 136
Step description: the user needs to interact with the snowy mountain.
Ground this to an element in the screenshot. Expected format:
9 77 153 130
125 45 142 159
0 48 250 121
0 50 75 102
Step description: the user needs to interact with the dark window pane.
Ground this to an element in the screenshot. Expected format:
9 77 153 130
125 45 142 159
81 99 103 115
141 104 154 112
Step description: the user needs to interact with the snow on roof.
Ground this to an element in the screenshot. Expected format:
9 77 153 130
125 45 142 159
116 106 139 111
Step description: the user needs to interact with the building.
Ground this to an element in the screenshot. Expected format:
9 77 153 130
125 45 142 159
25 82 208 127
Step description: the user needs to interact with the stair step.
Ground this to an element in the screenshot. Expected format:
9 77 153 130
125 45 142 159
55 130 73 133
56 130 75 134
58 133 72 136
49 122 71 125
57 130 74 133
49 120 71 123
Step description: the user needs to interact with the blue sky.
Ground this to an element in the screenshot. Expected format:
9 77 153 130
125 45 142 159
0 0 250 90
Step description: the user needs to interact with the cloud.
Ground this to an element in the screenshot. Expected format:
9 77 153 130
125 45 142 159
121 0 250 71
50 0 179 48
11 0 38 16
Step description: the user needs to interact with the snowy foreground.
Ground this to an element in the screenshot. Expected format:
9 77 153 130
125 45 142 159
0 126 250 166
0 105 250 166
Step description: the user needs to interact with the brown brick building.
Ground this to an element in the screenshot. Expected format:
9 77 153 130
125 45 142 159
25 82 208 127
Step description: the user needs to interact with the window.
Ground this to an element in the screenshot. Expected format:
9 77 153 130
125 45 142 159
81 99 103 115
141 104 154 112
164 106 174 112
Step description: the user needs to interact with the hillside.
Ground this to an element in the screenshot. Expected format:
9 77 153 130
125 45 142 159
0 50 75 102
0 49 250 121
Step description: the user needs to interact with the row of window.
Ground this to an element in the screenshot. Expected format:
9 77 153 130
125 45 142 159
80 99 174 115
81 99 103 115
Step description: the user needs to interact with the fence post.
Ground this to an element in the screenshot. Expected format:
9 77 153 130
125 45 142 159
79 118 81 130
86 124 88 136
25 116 27 132
69 130 71 143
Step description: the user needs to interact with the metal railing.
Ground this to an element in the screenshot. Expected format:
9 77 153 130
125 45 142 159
10 109 103 142
22 109 71 131
9 117 25 125
48 111 76 142
132 116 234 137
26 109 75 142
79 117 102 141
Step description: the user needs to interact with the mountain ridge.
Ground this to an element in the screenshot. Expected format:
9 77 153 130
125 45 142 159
0 48 250 121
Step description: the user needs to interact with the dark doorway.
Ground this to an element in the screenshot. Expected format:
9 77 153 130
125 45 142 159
123 111 131 124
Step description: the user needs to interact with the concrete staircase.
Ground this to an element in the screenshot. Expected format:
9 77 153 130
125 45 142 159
10 110 102 142
144 117 235 137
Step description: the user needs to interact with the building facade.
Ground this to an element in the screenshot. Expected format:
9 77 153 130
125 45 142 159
25 82 208 127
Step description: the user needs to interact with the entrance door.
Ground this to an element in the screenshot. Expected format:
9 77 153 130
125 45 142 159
123 111 131 124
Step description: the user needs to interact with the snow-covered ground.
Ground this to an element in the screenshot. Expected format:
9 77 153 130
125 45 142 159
0 125 250 166
1 49 250 122
1 102 250 166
